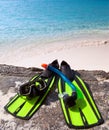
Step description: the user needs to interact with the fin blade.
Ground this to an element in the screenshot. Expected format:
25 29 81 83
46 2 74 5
58 61 104 128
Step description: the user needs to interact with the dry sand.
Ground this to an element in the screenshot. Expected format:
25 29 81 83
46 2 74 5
0 37 109 72
0 34 109 129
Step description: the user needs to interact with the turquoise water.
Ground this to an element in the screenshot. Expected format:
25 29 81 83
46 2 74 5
0 0 109 46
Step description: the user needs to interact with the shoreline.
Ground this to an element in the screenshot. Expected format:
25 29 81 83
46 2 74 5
0 31 109 72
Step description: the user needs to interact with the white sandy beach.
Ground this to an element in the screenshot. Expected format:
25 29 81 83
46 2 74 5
0 34 109 128
0 33 109 72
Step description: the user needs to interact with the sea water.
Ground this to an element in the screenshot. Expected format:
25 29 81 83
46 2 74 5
0 0 109 64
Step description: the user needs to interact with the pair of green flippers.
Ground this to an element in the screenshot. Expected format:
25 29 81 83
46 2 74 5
4 60 104 129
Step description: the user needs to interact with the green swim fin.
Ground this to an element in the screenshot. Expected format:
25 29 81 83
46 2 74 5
58 61 104 129
4 60 59 120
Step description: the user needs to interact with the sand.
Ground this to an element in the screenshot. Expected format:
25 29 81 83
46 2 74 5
0 35 109 72
0 33 109 129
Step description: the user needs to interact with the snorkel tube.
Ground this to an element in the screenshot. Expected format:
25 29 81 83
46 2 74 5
41 64 76 92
